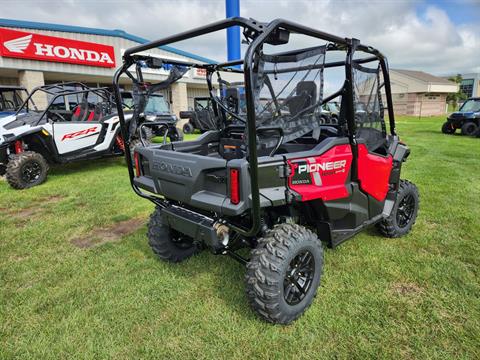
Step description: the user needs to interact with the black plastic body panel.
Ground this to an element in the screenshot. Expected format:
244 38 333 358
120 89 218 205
161 206 219 248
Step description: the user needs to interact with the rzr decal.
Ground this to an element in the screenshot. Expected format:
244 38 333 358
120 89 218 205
61 126 98 141
288 144 353 201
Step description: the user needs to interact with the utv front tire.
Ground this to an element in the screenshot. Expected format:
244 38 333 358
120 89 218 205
6 151 49 189
461 122 478 136
441 122 455 134
245 223 323 324
147 206 200 263
377 180 419 238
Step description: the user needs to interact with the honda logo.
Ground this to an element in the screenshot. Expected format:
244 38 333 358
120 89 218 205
3 34 32 53
0 28 115 68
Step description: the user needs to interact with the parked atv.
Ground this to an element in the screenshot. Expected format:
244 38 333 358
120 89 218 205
0 82 168 189
442 97 480 136
113 18 419 325
321 101 340 124
180 97 216 134
121 90 183 141
181 81 246 134
0 85 29 119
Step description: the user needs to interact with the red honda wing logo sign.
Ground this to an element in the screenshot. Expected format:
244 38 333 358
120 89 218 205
0 28 115 68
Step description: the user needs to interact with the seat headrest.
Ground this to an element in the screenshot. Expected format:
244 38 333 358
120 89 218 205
296 81 317 105
71 100 89 122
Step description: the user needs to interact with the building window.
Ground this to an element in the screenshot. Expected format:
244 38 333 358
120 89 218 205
460 79 474 97
424 94 439 100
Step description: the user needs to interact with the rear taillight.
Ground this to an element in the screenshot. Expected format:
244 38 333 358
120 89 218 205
14 140 23 154
229 168 240 205
134 151 141 177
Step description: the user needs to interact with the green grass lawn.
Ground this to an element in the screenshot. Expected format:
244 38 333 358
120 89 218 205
1 116 479 359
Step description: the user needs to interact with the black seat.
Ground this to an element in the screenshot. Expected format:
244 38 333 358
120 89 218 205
87 103 104 122
296 81 317 104
71 100 89 122
287 81 317 116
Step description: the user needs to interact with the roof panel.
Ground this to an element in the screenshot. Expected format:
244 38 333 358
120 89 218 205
391 69 456 85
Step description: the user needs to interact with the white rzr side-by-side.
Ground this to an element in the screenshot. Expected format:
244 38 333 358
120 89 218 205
0 82 179 189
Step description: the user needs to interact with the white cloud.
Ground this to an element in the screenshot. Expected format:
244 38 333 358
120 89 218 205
1 0 478 74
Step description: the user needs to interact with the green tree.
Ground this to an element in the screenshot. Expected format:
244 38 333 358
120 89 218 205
447 74 468 110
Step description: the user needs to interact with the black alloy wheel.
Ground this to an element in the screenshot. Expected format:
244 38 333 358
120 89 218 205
396 193 416 228
283 250 315 305
21 160 42 184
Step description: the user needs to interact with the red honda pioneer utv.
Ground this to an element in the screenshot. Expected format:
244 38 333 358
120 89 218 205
113 18 419 324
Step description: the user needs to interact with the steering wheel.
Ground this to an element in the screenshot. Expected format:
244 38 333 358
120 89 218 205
47 111 67 122
195 102 208 112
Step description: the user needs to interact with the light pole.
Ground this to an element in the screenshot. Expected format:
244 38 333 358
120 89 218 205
225 0 240 64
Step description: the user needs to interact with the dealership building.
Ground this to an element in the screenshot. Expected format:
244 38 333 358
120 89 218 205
0 18 213 117
459 73 480 98
388 69 458 116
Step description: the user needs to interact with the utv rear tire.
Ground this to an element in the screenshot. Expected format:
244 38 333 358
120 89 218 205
183 122 194 134
245 223 323 324
127 138 147 165
461 122 478 136
377 180 419 238
441 122 455 134
169 128 184 142
6 151 49 189
147 206 200 263
141 127 154 141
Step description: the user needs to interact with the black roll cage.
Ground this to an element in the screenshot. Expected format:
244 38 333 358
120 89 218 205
112 17 397 238
16 82 113 125
0 86 28 111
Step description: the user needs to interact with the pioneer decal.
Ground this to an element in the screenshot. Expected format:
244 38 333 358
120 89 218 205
288 144 353 202
0 28 115 68
298 160 347 175
61 126 98 141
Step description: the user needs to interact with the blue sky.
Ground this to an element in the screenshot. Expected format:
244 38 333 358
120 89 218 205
420 0 478 25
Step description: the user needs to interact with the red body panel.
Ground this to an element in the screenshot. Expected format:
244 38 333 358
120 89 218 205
288 144 353 201
357 144 393 201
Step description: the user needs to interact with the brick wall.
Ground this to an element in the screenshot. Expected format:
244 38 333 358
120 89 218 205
392 92 447 116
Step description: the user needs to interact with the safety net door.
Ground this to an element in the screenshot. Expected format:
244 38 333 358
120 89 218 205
352 61 392 202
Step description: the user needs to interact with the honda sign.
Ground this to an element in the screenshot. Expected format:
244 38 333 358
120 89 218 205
0 28 115 68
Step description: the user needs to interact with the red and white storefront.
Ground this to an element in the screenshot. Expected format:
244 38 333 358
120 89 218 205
0 20 211 116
